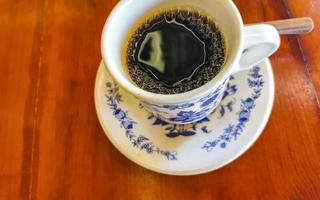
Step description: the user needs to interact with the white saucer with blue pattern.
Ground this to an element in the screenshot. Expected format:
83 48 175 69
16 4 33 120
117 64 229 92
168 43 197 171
95 59 274 175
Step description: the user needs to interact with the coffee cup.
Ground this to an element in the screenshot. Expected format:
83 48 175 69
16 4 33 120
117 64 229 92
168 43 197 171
101 0 280 124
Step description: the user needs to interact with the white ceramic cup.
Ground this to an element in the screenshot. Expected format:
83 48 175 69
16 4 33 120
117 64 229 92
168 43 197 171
101 0 280 124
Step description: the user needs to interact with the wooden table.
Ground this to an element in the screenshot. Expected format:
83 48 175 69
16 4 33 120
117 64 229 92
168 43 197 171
1 0 320 199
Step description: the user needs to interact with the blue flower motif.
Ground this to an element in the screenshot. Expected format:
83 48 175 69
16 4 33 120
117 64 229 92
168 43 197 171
222 83 237 100
239 109 250 123
149 114 211 138
105 82 177 160
122 120 134 130
161 151 178 160
220 142 227 148
152 118 169 126
201 126 210 133
170 109 209 123
147 77 239 138
242 98 255 109
249 67 263 78
114 109 126 120
202 67 264 152
171 111 194 122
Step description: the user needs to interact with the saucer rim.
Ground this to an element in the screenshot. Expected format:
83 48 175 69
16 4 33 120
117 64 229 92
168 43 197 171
94 59 275 176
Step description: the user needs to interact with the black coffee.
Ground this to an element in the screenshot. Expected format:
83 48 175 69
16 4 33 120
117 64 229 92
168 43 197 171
125 9 226 94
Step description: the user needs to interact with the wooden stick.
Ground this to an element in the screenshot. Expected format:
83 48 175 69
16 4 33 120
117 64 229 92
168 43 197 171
249 17 314 35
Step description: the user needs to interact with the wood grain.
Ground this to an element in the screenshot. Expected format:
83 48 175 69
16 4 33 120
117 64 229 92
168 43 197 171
284 0 320 100
0 0 319 199
0 0 44 199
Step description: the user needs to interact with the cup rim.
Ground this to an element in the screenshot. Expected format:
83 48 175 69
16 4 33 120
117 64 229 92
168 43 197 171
101 0 244 104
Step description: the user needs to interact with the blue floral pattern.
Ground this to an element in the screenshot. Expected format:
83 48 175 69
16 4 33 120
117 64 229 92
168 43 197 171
148 114 211 138
105 82 177 160
202 67 264 152
169 109 210 123
198 79 227 103
217 76 238 118
140 78 230 124
148 77 238 138
104 66 265 158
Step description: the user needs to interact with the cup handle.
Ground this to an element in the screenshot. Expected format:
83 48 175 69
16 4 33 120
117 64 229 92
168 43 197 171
232 24 280 74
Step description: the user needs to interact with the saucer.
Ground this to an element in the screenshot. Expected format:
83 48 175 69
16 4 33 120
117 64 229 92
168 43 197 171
94 59 274 175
